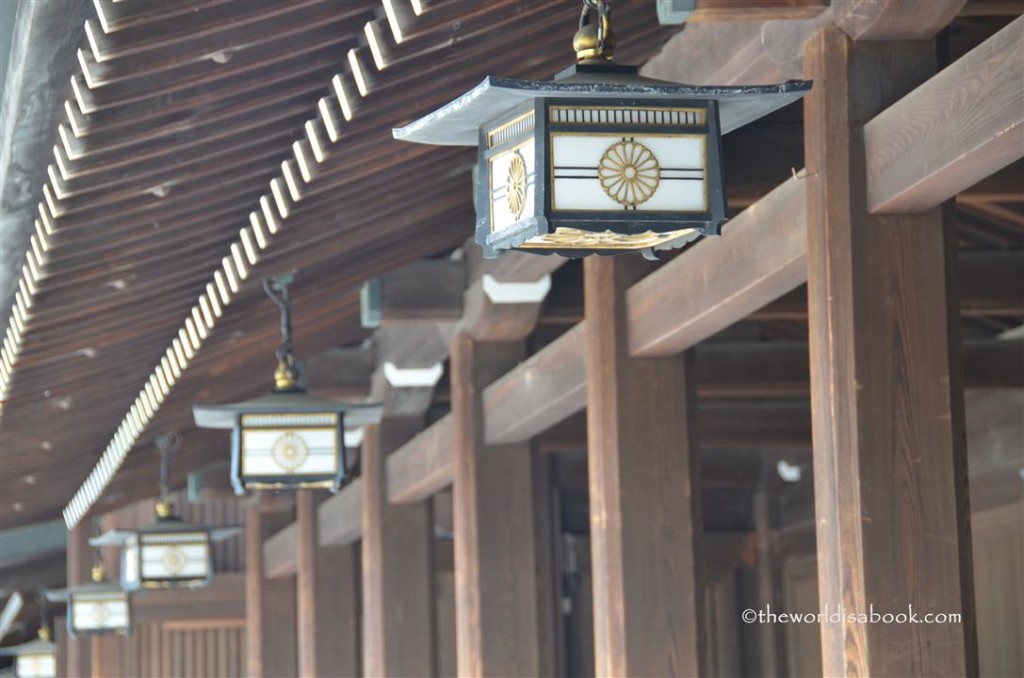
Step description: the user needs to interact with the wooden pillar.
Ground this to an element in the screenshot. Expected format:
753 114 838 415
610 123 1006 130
583 256 705 677
449 332 558 677
804 27 978 677
362 418 436 677
296 490 360 677
65 524 92 678
245 501 298 677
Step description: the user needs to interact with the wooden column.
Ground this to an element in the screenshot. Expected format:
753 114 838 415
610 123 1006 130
804 28 978 677
362 418 436 677
583 256 705 677
65 524 92 678
296 490 360 677
245 501 298 677
449 332 558 676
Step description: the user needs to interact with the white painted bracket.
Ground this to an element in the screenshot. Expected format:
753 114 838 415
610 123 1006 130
481 274 552 304
383 361 444 388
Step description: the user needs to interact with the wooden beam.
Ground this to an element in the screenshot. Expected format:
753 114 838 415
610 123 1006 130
304 346 374 398
484 322 587 445
66 524 92 678
263 479 363 579
474 250 564 284
460 278 545 342
387 336 1023 500
245 502 298 678
386 418 453 504
584 256 706 677
295 490 360 677
449 334 556 675
376 259 465 324
297 490 316 676
687 0 829 22
362 418 436 676
696 338 1024 398
865 17 1024 213
804 28 977 676
628 177 808 358
833 0 966 40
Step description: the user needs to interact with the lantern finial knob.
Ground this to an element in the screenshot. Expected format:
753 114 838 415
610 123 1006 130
274 358 301 391
574 0 615 63
38 626 51 642
91 562 106 582
154 499 174 519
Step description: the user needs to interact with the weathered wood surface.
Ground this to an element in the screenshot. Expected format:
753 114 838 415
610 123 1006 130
629 177 808 358
385 335 1022 502
804 28 978 677
584 256 706 677
296 490 359 678
362 418 436 677
865 17 1024 213
687 0 829 22
376 259 465 324
245 503 297 678
263 480 362 578
484 322 588 445
66 524 92 678
449 334 555 676
833 0 966 40
5 0 679 528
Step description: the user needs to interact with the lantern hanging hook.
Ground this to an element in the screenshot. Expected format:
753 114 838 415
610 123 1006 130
91 515 106 581
575 0 615 63
37 590 50 641
155 432 181 519
263 273 301 391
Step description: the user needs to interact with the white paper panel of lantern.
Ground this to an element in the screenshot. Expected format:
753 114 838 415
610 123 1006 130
15 653 56 678
239 413 340 480
70 591 131 634
138 532 211 582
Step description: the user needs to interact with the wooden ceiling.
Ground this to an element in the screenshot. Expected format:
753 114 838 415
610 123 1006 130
0 1 679 528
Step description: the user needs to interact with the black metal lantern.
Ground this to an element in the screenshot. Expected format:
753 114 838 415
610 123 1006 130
192 275 381 494
46 559 131 637
0 627 56 678
90 440 240 592
393 0 811 258
1 595 57 678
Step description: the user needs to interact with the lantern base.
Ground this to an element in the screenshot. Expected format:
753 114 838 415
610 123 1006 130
479 214 715 259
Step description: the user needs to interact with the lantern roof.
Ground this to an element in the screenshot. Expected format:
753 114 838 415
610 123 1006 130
192 391 383 430
393 65 812 147
89 517 241 547
0 637 55 657
44 581 125 601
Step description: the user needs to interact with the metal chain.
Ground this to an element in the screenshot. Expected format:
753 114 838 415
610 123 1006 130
156 432 181 503
580 0 611 57
262 275 295 370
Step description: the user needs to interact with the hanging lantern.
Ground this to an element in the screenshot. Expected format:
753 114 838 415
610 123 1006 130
193 275 381 494
0 626 56 678
90 439 240 592
393 0 811 258
45 562 131 637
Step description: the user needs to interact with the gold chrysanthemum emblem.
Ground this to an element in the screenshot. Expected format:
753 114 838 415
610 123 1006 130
598 140 660 207
506 151 527 219
271 432 309 472
161 547 187 575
